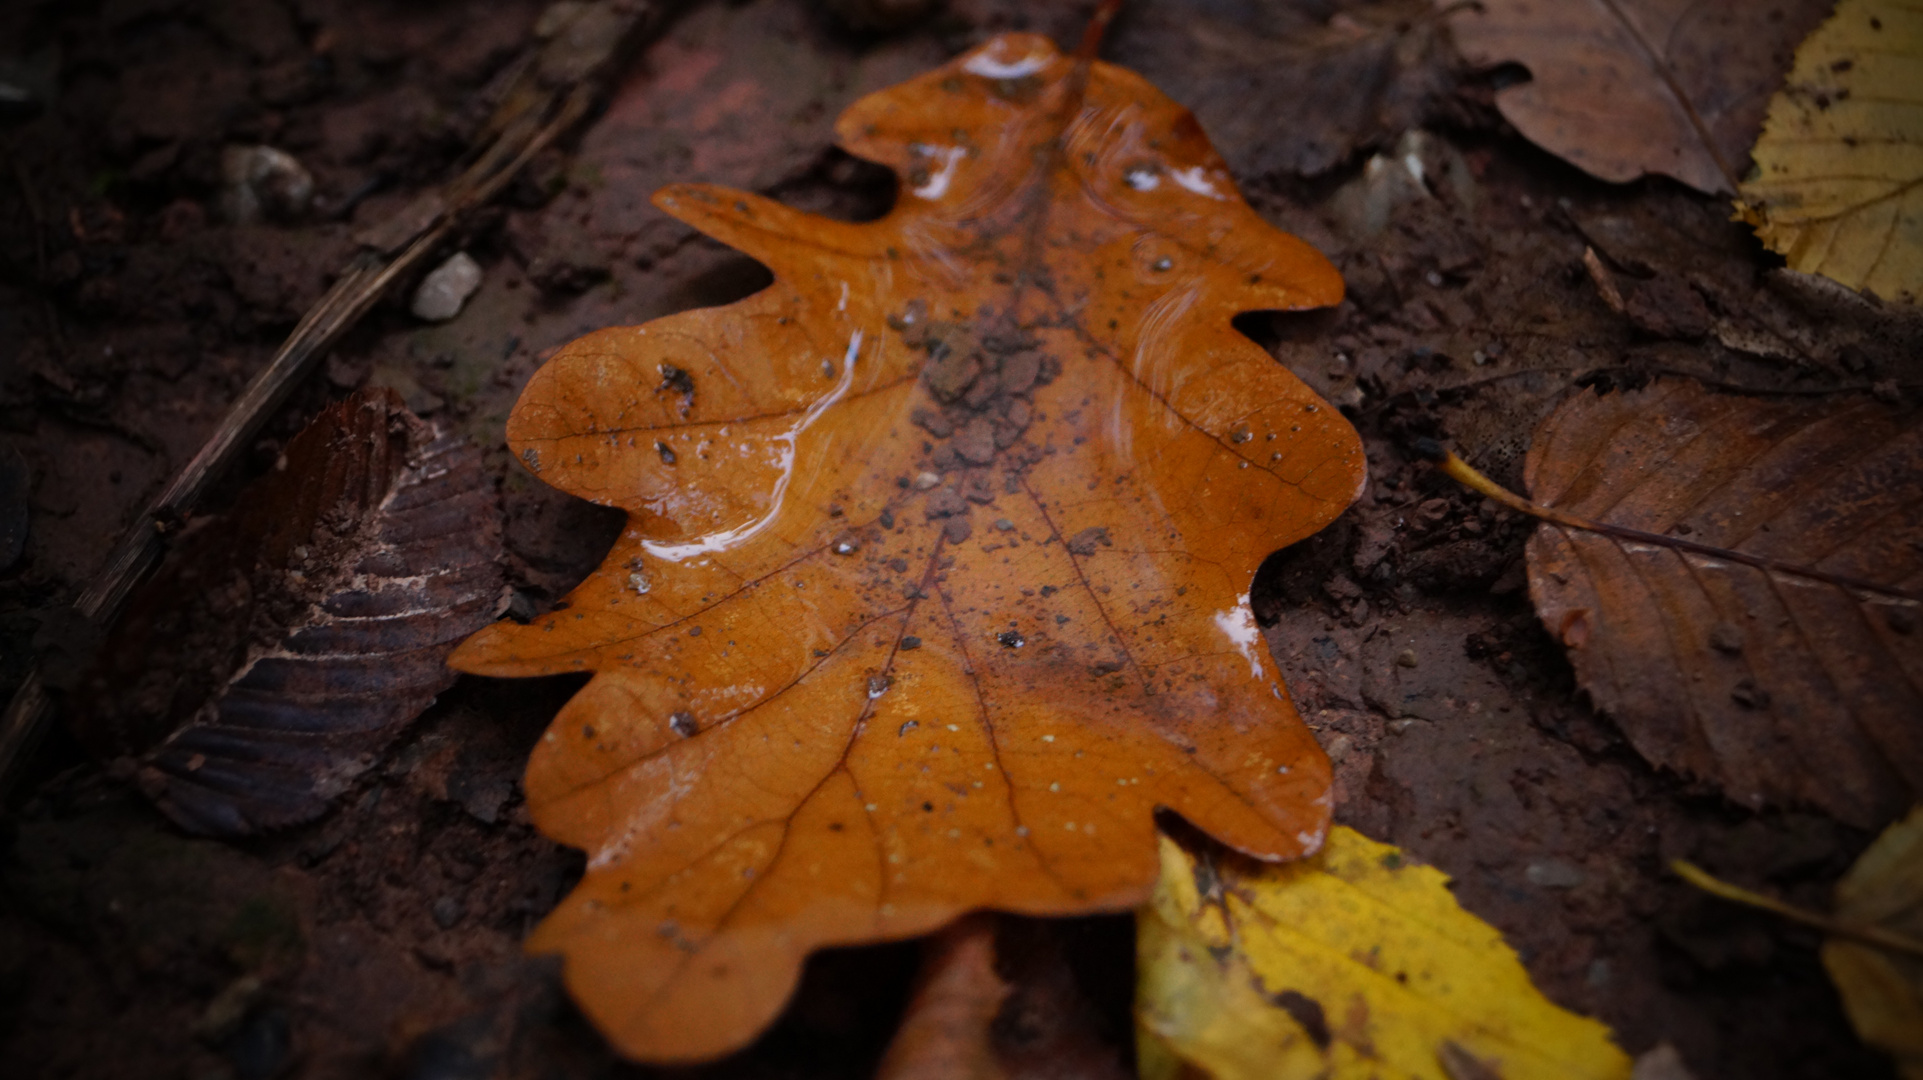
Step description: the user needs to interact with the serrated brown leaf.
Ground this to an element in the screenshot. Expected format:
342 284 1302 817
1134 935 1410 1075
450 32 1364 1062
74 389 505 835
1523 378 1923 827
1449 0 1833 195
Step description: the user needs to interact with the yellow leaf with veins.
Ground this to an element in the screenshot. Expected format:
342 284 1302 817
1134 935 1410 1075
1137 827 1632 1080
1739 0 1923 303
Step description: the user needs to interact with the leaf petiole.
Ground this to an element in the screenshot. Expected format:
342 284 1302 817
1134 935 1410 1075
1670 859 1923 960
1422 441 1921 603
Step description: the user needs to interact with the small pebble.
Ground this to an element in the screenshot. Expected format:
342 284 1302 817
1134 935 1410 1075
1395 649 1418 668
1525 859 1586 889
411 251 484 322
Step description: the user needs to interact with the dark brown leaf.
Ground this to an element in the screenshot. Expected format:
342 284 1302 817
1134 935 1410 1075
1112 0 1451 179
74 389 505 835
1451 0 1834 194
1524 379 1923 827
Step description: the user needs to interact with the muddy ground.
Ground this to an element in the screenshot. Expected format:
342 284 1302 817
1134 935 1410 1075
0 0 1910 1077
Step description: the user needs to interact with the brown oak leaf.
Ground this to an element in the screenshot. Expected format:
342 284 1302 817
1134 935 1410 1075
451 32 1364 1061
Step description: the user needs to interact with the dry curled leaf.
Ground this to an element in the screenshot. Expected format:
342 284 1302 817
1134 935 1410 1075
1739 0 1923 304
74 389 505 835
1136 827 1632 1080
1522 378 1923 828
450 32 1364 1062
1448 0 1833 194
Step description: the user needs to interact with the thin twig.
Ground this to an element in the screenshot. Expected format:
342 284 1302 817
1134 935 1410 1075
0 0 687 796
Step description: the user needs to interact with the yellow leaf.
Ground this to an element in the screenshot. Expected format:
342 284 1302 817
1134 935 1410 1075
1738 0 1923 302
1824 805 1923 1080
1136 828 1632 1080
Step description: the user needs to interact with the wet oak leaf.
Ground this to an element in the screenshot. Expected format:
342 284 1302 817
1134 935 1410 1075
1523 379 1923 828
1449 0 1834 195
449 33 1363 1062
75 389 506 835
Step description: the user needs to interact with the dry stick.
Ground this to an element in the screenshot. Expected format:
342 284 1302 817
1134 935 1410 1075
1422 443 1923 604
0 0 682 795
1671 859 1923 960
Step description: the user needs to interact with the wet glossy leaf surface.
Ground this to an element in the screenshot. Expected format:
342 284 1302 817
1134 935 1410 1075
450 31 1364 1061
1524 379 1923 828
75 389 505 835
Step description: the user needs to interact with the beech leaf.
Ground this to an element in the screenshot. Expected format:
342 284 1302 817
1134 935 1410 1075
1517 379 1923 827
1738 0 1923 304
1448 0 1834 195
74 389 506 835
1136 827 1632 1080
450 32 1364 1062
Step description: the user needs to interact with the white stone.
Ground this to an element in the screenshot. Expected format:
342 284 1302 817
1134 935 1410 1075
411 251 483 322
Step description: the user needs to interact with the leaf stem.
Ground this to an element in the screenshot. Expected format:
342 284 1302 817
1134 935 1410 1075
1670 859 1923 960
1425 444 1922 603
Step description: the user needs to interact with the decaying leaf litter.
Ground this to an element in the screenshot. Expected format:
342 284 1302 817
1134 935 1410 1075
68 388 505 835
1 0 1919 1077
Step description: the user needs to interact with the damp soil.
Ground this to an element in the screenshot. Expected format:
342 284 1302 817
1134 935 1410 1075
0 1 1908 1078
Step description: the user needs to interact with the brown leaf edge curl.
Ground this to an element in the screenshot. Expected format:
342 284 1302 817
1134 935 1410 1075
1428 377 1923 828
72 389 506 835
